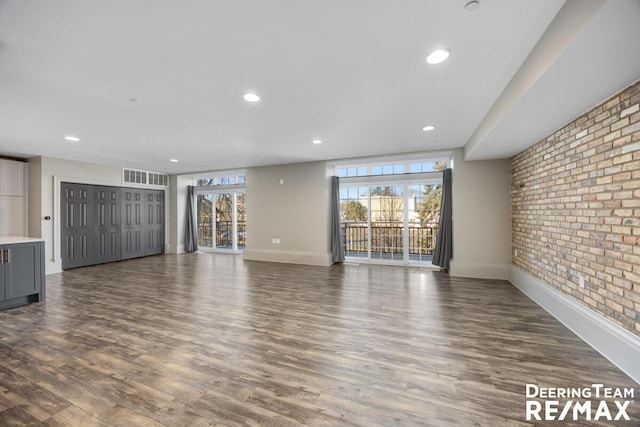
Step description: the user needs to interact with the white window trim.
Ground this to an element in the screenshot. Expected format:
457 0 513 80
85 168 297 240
339 171 443 186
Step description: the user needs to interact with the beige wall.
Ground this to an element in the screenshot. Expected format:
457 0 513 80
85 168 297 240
243 161 332 266
197 154 512 273
512 80 640 336
26 152 512 277
450 149 511 280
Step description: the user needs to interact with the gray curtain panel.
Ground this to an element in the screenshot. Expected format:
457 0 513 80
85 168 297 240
185 185 199 253
330 176 345 263
432 168 452 271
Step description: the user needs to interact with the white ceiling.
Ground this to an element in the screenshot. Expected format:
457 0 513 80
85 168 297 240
0 0 638 174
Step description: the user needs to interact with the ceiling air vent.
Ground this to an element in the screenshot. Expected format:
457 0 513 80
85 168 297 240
123 168 168 187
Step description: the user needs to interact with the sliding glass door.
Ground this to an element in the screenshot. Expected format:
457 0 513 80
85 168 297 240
341 186 369 260
370 185 404 261
197 193 214 248
407 183 440 262
339 179 441 265
197 190 246 252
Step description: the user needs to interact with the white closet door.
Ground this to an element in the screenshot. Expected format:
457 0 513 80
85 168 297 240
0 196 25 236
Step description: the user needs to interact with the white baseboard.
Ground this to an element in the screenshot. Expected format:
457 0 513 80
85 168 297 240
46 260 62 275
449 261 509 280
165 243 185 254
510 265 640 385
242 248 332 266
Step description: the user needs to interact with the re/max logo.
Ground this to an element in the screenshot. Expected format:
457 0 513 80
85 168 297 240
525 400 632 421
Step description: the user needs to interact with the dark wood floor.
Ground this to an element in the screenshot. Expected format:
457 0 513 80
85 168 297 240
0 254 637 426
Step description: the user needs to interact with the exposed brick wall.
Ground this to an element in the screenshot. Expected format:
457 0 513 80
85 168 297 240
511 80 640 336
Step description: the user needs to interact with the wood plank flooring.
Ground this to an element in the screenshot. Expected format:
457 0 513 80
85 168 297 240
0 253 637 426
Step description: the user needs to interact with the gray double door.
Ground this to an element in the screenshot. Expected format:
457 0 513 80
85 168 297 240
61 183 164 269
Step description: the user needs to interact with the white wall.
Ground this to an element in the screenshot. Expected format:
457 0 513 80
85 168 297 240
0 158 28 236
27 157 41 238
243 161 332 266
166 174 192 254
31 156 169 274
450 149 511 280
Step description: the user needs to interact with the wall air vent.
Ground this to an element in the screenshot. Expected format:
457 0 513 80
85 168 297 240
123 168 168 187
148 172 169 186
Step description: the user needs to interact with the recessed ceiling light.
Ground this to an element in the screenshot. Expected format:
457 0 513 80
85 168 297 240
426 49 450 64
243 93 260 102
64 135 80 142
312 139 322 144
422 125 436 132
170 159 179 163
464 1 480 12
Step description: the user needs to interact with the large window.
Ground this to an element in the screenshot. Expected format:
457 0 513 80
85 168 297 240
336 156 447 265
195 172 246 253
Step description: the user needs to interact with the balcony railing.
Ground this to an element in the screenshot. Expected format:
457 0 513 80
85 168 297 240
196 220 437 260
341 221 438 261
197 220 246 249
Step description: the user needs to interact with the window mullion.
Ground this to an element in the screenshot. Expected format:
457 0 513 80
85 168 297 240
403 183 409 265
367 189 372 260
232 192 238 252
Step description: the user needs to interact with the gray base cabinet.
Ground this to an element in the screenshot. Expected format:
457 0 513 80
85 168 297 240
0 240 45 311
61 183 165 270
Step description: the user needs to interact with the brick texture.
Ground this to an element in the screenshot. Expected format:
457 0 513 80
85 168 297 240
511 80 640 336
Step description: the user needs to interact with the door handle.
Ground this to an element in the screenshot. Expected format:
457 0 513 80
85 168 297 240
6 249 10 264
0 249 3 264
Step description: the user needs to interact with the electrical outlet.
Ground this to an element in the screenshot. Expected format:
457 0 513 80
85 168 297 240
514 249 518 257
579 276 585 288
275 238 280 244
